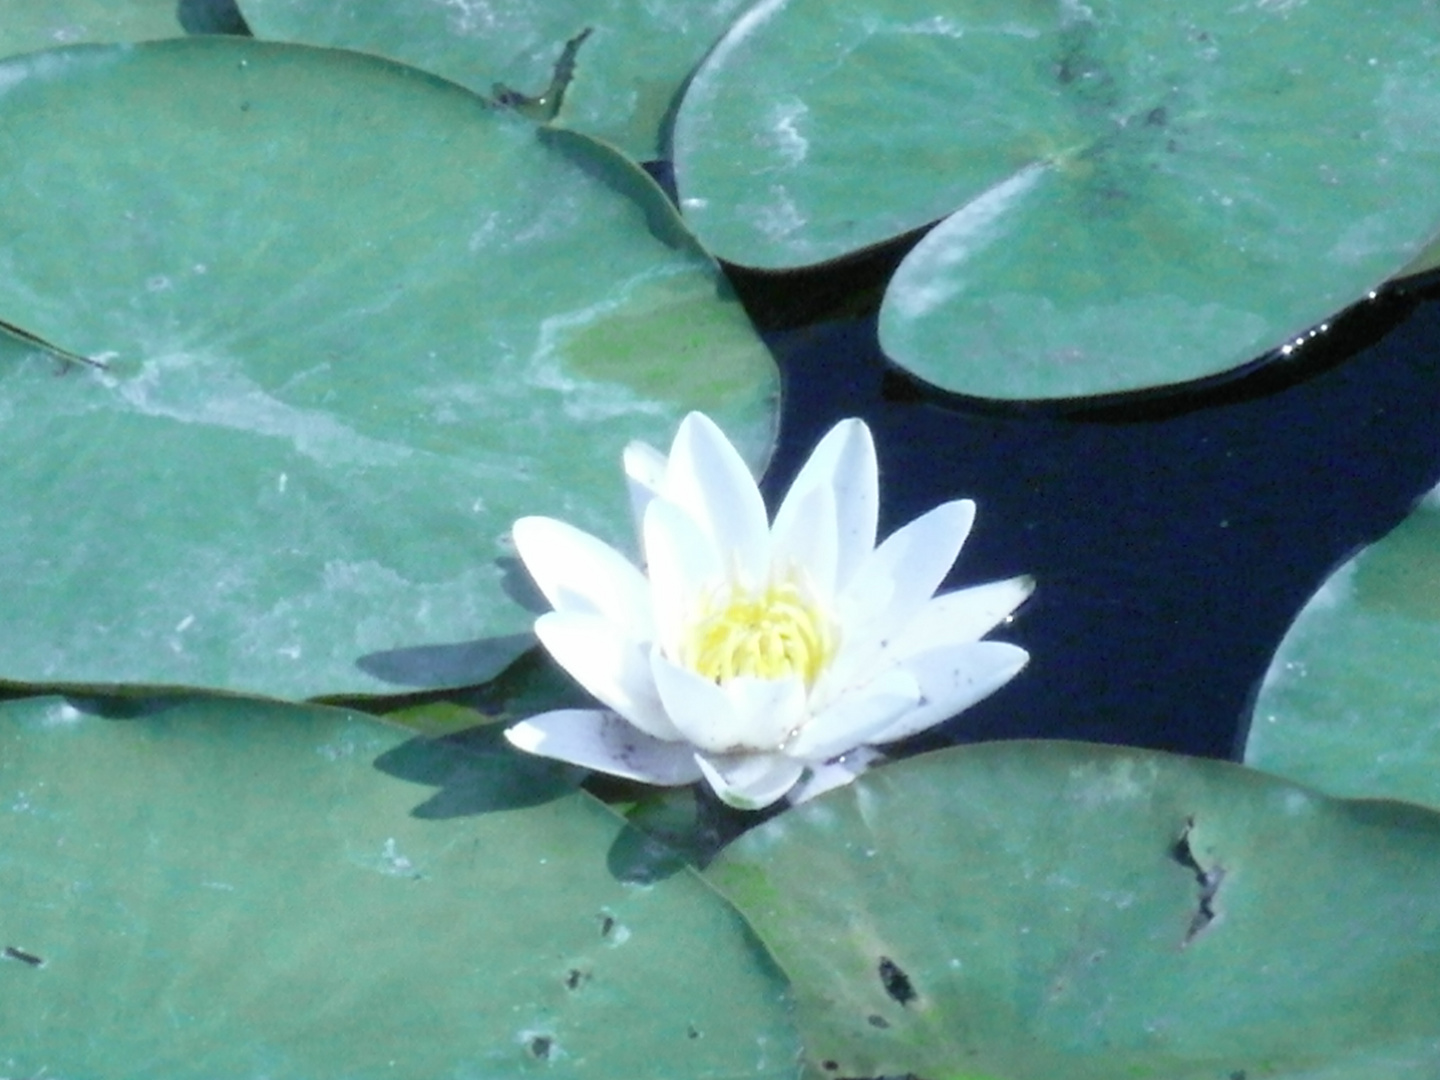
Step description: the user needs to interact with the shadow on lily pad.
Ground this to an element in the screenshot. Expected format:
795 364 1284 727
356 632 535 690
374 724 579 817
496 554 550 614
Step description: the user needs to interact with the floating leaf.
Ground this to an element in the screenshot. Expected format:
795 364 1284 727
1245 489 1440 809
1403 233 1440 278
708 741 1440 1080
0 0 179 59
0 0 245 57
673 0 1440 399
237 0 755 160
0 38 777 699
0 694 799 1078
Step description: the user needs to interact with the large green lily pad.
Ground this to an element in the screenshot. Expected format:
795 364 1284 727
707 741 1440 1080
1245 490 1440 809
0 694 799 1078
0 38 776 699
0 0 178 59
673 0 1440 400
0 0 245 59
1402 233 1440 278
237 0 754 160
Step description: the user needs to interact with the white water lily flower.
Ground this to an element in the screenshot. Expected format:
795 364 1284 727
505 412 1032 810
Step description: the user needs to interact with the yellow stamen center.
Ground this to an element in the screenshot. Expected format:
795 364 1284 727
683 580 835 686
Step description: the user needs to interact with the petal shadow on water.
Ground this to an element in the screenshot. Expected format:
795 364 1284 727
373 723 580 817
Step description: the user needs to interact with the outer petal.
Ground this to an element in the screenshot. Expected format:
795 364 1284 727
772 418 878 591
883 575 1036 660
785 667 920 761
623 439 669 538
695 751 806 810
650 651 806 753
534 612 682 741
513 516 653 636
643 496 723 653
786 746 885 805
828 499 976 683
868 641 1030 745
665 412 771 587
506 710 703 785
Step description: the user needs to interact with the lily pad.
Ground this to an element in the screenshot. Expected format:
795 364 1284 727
1402 233 1440 278
0 0 178 59
707 740 1440 1080
237 0 755 160
0 0 245 57
1245 488 1440 809
673 0 1440 400
0 694 799 1078
0 38 777 699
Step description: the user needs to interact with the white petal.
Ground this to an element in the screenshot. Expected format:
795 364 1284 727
786 667 920 761
650 651 805 753
885 576 1035 659
868 642 1030 744
815 575 1032 710
695 751 806 810
723 673 810 748
787 746 885 805
512 516 652 635
506 710 703 785
772 419 878 590
623 439 669 537
665 412 771 587
831 499 976 676
769 480 838 598
643 496 723 653
534 612 682 741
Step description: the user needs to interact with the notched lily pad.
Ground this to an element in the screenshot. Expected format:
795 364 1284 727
237 0 756 160
0 694 799 1078
0 38 777 699
0 0 248 61
708 740 1440 1080
673 0 1440 400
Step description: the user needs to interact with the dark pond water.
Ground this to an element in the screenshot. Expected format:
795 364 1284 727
730 253 1440 764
